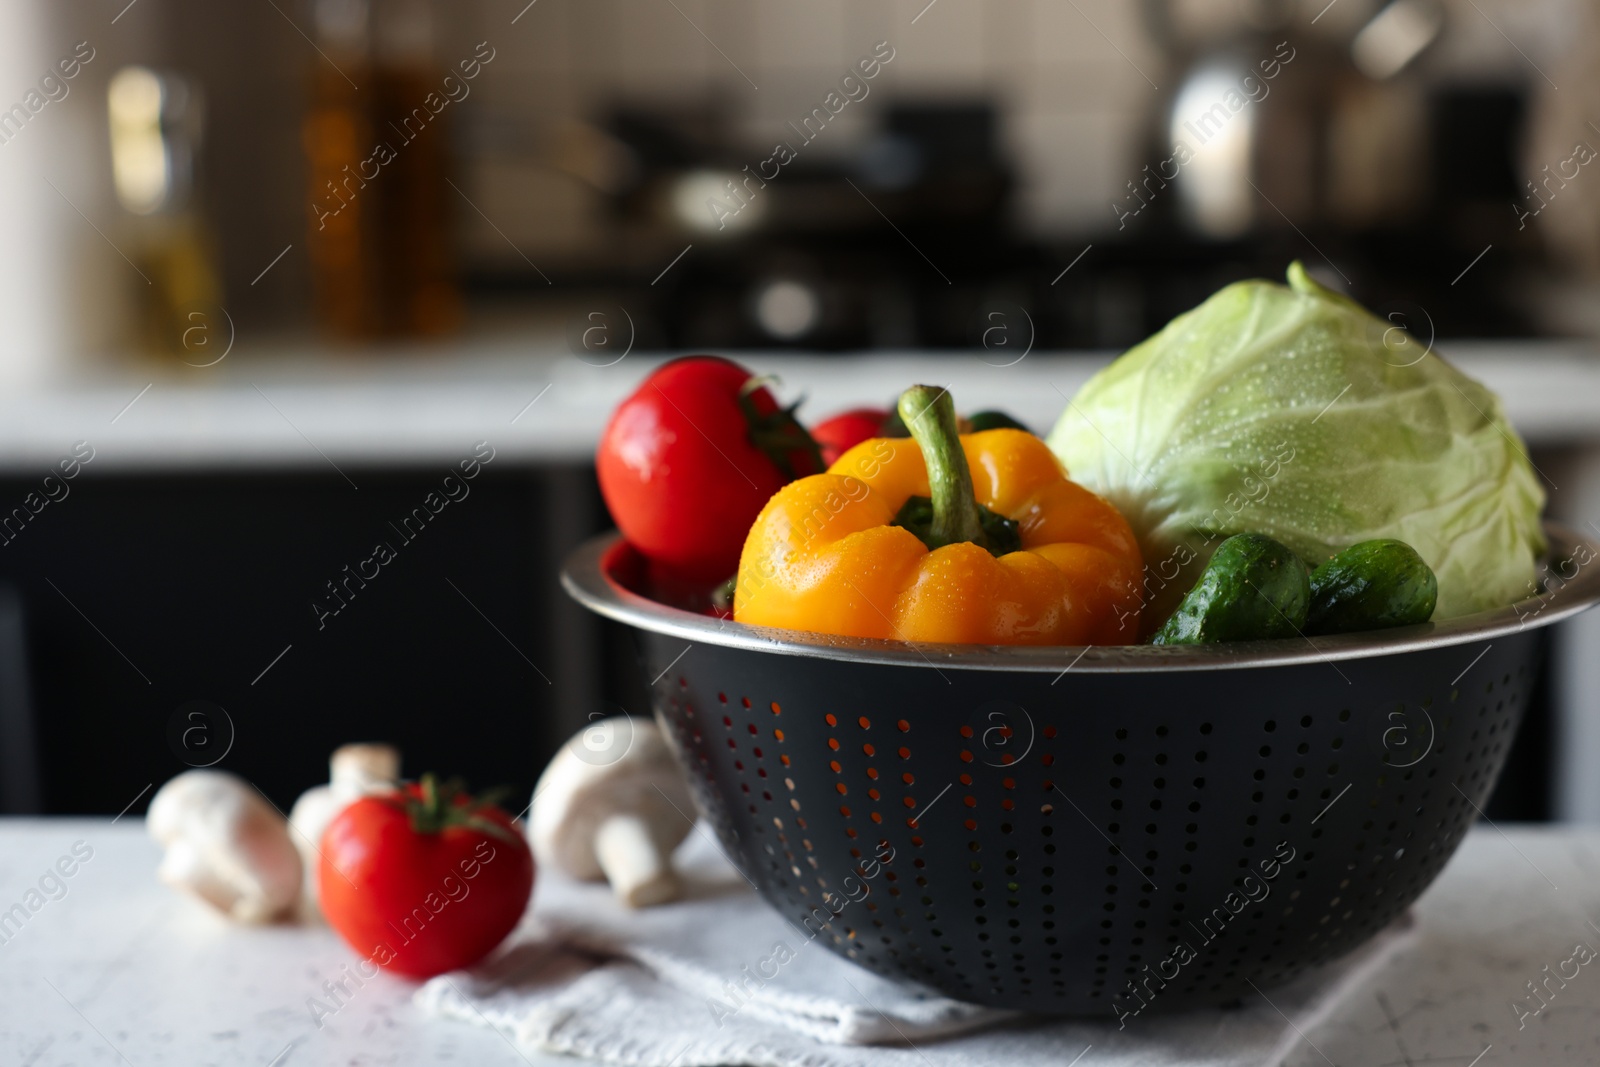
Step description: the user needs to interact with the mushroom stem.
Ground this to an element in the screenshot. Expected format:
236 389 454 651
594 813 679 907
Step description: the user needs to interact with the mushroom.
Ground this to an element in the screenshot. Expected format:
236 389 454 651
529 717 695 907
147 769 303 923
287 743 401 920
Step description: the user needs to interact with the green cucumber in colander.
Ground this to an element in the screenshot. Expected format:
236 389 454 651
1305 539 1437 636
1152 533 1311 645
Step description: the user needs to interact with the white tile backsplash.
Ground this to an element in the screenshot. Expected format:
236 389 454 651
754 0 849 70
891 0 988 89
458 0 1581 250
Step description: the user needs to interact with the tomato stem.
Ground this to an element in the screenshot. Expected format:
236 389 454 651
737 376 825 479
394 773 521 843
897 385 990 551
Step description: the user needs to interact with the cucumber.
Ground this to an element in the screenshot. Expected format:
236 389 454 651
1151 534 1310 645
1305 539 1437 635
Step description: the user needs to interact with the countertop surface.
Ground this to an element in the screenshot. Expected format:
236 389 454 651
3 339 1599 472
0 818 565 1067
4 819 1600 1066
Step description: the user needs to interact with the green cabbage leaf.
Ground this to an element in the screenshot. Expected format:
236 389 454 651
1047 263 1545 627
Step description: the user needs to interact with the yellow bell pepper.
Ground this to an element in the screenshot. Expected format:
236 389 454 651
734 385 1144 644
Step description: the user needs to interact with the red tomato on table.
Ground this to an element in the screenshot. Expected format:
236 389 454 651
596 357 822 584
318 777 534 979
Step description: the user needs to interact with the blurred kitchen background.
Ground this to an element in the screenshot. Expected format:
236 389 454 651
2 0 1600 822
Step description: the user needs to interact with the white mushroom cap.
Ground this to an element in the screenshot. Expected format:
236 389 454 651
530 717 695 907
147 769 302 924
288 742 400 921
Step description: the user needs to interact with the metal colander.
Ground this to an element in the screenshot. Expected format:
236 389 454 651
562 524 1600 1017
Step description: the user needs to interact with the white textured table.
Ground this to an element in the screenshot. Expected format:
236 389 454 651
3 820 1600 1066
0 819 567 1066
1287 826 1600 1067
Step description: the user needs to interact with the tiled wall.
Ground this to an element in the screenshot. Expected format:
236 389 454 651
28 0 1577 346
444 0 1165 262
439 0 1564 264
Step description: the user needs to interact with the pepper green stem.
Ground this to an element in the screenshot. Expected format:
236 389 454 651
897 385 989 551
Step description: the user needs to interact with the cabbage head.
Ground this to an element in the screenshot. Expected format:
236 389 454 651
1047 263 1545 628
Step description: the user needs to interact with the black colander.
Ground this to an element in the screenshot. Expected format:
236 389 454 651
562 524 1600 1017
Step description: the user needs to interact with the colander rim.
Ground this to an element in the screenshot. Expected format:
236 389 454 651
561 521 1600 674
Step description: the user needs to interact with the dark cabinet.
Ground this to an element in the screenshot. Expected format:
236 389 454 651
0 463 609 816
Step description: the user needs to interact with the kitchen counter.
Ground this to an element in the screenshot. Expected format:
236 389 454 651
0 819 568 1067
4 339 1599 473
4 819 1600 1066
